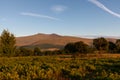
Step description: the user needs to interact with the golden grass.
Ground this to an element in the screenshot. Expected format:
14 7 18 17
80 53 120 59
54 54 120 60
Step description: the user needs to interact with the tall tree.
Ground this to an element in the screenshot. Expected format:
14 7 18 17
0 30 16 56
93 37 108 53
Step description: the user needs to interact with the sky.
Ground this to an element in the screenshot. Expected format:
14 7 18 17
0 0 120 38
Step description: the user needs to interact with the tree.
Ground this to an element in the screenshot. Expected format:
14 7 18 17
0 30 16 56
34 47 41 56
64 42 76 53
93 37 108 53
116 39 120 53
74 41 89 53
64 41 90 54
108 41 116 53
18 47 33 56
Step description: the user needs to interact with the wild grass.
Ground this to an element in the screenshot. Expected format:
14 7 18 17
0 54 120 80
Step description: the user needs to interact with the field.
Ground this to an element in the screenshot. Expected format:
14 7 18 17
0 54 120 80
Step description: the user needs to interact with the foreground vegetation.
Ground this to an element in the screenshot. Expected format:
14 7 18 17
0 55 120 80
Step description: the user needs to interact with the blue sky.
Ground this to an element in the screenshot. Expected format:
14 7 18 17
0 0 120 37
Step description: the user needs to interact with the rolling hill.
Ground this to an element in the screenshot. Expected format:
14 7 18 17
16 33 92 50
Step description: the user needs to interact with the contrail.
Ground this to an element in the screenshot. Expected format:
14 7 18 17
88 0 120 18
21 12 60 21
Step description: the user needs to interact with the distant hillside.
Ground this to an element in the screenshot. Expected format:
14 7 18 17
16 33 117 50
16 33 92 50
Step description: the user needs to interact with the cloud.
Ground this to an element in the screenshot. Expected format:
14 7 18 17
20 12 60 21
51 5 67 13
88 0 120 18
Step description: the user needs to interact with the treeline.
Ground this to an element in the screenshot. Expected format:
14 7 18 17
64 37 120 54
0 30 120 57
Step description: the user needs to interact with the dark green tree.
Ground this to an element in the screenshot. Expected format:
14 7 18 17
108 41 117 53
18 47 33 56
74 41 89 53
64 43 76 53
0 30 16 56
116 39 120 53
93 37 108 53
34 47 41 56
64 41 90 54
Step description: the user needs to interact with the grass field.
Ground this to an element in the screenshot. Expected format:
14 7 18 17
0 54 120 80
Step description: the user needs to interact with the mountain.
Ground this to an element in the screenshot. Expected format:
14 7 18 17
16 33 92 50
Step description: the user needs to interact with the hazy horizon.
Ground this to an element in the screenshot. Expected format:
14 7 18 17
15 32 120 40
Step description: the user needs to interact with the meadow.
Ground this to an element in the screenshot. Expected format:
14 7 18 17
0 54 120 80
